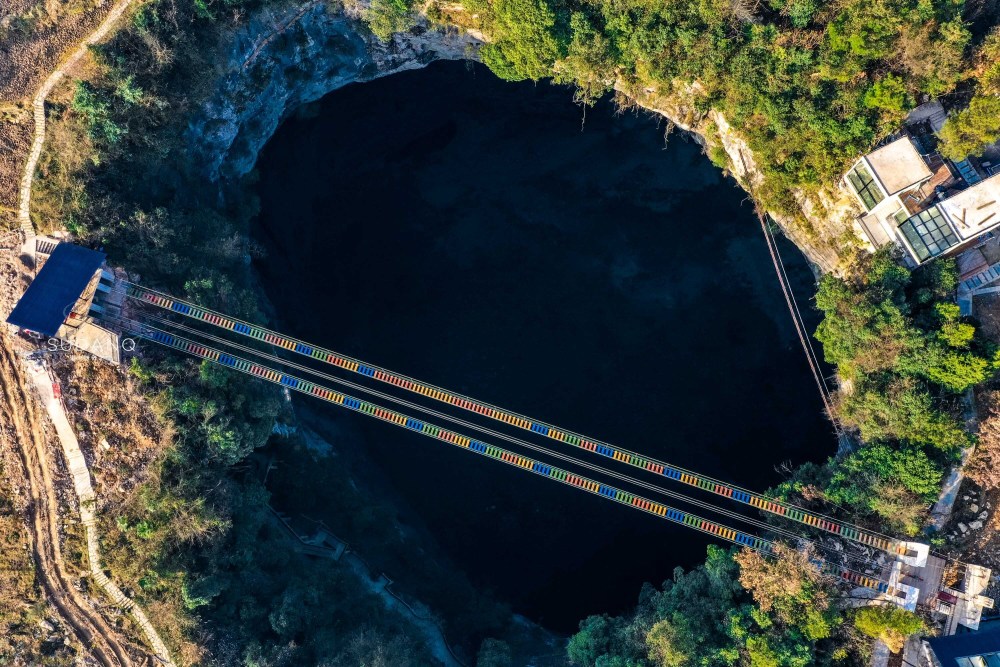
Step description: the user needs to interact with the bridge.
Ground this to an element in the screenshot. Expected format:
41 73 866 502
6 240 995 635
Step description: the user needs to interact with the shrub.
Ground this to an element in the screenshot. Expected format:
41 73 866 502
853 606 923 652
476 0 570 81
363 0 415 40
938 96 1000 161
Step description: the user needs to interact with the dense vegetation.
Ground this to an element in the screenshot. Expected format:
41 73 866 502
423 0 1000 216
792 249 994 535
565 543 929 667
938 30 1000 160
20 0 1000 661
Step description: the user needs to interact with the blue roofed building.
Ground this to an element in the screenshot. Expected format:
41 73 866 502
6 240 122 362
8 242 106 336
926 626 1000 667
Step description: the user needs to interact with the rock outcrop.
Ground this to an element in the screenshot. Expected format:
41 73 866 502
187 2 479 182
187 1 863 271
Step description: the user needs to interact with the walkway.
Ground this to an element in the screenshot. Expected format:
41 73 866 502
26 358 175 666
17 0 138 249
961 260 1000 293
12 0 175 662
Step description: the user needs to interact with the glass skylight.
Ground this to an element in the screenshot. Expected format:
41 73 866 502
898 206 959 262
847 163 885 211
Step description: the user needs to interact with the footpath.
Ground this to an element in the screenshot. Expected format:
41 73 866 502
26 358 175 666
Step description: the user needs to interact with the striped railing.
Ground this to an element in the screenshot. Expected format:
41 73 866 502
126 283 905 557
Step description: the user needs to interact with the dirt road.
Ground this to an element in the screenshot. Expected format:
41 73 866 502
0 334 134 667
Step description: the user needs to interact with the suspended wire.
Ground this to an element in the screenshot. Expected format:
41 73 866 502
122 284 892 546
117 309 886 571
763 216 837 405
755 211 840 434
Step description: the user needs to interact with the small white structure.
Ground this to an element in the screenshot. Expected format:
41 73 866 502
938 174 1000 241
847 138 938 256
846 137 934 216
847 137 1000 264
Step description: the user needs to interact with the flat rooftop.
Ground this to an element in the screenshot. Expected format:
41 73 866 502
7 243 106 337
866 137 934 195
939 172 1000 241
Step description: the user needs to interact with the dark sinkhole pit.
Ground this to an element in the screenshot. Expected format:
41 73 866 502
251 59 835 631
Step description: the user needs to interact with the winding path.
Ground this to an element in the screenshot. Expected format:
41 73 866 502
17 0 138 241
26 361 175 666
14 0 175 664
0 338 130 667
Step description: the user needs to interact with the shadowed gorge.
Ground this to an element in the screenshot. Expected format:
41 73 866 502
251 60 836 630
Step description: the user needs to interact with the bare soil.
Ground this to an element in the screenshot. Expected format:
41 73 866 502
0 0 114 227
0 234 148 664
50 355 167 514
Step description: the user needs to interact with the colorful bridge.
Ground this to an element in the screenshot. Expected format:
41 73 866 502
126 282 911 559
126 321 896 596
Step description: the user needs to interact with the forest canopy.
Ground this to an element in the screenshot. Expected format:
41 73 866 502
435 0 986 214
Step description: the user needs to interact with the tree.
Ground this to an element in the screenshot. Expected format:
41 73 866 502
363 0 415 40
735 544 831 624
827 443 943 501
938 96 1000 161
838 376 971 453
568 546 743 666
567 615 617 666
824 443 943 532
331 627 417 667
814 251 917 379
646 620 691 667
974 29 1000 96
477 638 512 667
474 0 569 81
730 544 847 666
863 75 910 116
852 606 923 652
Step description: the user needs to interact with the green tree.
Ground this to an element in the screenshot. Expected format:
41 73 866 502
938 96 1000 161
825 443 943 533
863 75 910 116
72 81 127 144
826 443 943 502
363 0 415 40
838 376 971 452
473 0 569 80
646 620 691 667
477 638 513 667
974 29 1000 96
568 615 618 666
853 606 923 652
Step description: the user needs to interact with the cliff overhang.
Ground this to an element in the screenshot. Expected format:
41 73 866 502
187 2 866 272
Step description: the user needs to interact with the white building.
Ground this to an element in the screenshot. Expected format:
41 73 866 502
846 136 1000 264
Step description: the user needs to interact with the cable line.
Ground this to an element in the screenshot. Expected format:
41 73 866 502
125 310 876 560
124 282 908 556
761 214 840 415
755 211 838 427
119 317 895 597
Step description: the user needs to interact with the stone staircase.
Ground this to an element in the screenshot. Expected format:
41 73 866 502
961 261 1000 292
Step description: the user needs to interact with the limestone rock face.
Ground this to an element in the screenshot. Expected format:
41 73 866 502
186 3 479 182
187 1 861 271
